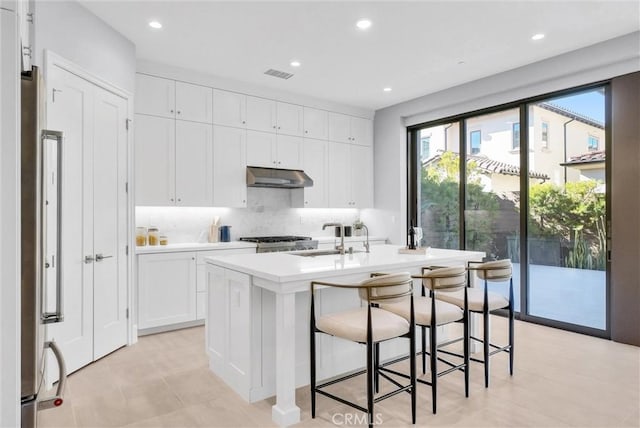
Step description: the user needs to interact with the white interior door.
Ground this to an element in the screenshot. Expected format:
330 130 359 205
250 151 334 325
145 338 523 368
47 63 129 374
46 65 94 374
92 87 128 360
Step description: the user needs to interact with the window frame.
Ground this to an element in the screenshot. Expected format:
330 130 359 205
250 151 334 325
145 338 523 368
541 121 549 148
588 134 600 151
469 130 481 155
512 122 520 150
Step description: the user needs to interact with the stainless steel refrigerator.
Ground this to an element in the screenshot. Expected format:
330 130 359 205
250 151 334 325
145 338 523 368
21 66 67 428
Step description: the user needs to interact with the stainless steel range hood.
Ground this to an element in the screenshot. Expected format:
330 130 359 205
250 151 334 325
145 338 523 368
246 166 313 189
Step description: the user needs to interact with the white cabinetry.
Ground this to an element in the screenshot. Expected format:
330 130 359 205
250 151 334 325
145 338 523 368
135 114 175 206
138 252 197 330
213 125 247 207
207 266 255 400
328 112 372 146
302 139 328 207
135 114 213 206
246 131 301 170
175 120 213 206
213 89 246 128
303 107 328 140
328 142 373 208
136 74 212 123
246 96 303 136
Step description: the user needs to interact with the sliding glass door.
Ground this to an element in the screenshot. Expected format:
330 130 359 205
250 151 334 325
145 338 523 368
526 89 607 330
409 84 609 336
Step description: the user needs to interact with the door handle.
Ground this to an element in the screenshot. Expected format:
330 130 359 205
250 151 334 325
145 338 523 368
84 255 94 264
38 341 67 410
95 253 113 262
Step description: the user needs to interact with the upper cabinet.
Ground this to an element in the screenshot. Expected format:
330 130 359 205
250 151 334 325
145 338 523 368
213 126 247 208
303 107 328 140
136 74 213 123
327 141 373 208
246 131 301 170
328 112 372 146
213 89 246 128
134 114 213 206
175 82 213 123
245 96 303 136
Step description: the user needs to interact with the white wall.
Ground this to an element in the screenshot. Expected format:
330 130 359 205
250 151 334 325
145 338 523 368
372 32 640 244
33 0 136 93
0 2 21 426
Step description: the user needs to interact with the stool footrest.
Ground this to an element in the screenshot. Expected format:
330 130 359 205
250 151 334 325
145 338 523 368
316 390 367 413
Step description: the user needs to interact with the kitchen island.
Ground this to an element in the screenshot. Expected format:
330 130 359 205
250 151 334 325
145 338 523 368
205 245 484 426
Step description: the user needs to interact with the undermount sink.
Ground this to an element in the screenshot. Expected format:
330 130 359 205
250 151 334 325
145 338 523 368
290 249 365 257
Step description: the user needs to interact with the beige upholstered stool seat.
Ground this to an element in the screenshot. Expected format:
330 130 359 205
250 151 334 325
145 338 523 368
317 307 410 343
382 297 463 326
437 288 509 312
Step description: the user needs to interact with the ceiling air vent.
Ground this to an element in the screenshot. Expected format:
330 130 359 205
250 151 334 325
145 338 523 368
264 68 294 80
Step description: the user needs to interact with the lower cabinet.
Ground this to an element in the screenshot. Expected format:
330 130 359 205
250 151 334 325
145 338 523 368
137 252 197 330
137 247 256 333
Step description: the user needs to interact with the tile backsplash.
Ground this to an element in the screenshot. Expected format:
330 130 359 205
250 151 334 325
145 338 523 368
136 188 366 243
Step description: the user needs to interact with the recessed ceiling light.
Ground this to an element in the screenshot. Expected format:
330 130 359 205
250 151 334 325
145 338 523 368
531 33 545 41
356 19 372 30
457 60 466 65
383 87 392 92
148 20 163 29
290 60 301 67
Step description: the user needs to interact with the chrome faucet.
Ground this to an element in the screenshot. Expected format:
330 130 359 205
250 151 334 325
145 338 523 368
322 222 345 255
362 224 370 253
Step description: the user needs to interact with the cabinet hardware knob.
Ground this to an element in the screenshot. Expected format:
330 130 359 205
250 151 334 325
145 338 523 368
170 198 174 202
177 110 181 114
242 120 246 124
273 125 276 129
170 109 174 114
177 198 181 202
305 130 308 133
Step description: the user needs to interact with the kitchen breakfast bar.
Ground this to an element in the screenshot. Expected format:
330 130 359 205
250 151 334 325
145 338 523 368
204 245 484 426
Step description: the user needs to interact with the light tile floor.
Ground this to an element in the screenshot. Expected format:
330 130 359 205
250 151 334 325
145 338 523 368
39 319 639 427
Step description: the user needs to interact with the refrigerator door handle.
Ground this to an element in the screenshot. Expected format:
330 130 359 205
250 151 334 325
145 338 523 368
38 341 67 410
41 129 64 324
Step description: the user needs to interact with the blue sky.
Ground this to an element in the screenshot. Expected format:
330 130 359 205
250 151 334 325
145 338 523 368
547 89 605 124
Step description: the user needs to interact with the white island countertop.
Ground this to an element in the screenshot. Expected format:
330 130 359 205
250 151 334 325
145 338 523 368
205 244 484 285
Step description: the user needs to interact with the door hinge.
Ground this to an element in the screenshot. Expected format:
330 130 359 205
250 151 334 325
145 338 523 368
125 182 128 193
126 118 131 131
126 308 130 319
52 88 61 103
125 245 129 256
27 12 34 23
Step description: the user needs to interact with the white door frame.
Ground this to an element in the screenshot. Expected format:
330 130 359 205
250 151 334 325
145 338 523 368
44 50 137 345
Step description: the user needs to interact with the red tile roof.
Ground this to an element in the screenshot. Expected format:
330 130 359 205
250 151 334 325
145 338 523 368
423 153 549 180
562 150 605 165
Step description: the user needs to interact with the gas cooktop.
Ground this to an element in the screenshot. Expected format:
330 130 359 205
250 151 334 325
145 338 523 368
239 236 312 243
239 236 317 253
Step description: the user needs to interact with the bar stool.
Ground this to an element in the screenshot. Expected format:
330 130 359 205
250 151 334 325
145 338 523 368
436 259 514 387
310 273 417 427
379 266 469 414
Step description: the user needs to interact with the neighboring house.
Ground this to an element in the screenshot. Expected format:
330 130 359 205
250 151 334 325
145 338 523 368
561 150 606 182
419 102 605 187
423 153 549 193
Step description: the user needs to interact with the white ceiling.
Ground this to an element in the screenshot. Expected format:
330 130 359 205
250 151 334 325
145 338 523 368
80 1 640 111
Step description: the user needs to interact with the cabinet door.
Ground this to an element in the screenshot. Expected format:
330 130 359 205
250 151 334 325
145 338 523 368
176 81 213 124
213 89 246 128
175 121 213 206
246 130 276 168
350 116 373 147
302 139 328 207
246 96 276 133
276 134 302 170
137 252 197 329
350 144 373 208
327 141 351 208
135 74 175 119
213 126 247 207
134 114 176 206
225 269 252 392
303 107 328 140
276 102 303 136
328 112 351 144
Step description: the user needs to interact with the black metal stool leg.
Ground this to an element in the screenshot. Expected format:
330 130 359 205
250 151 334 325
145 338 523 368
367 339 374 428
483 310 490 388
430 324 437 414
374 342 380 393
421 326 427 374
464 310 470 398
509 278 515 376
310 304 316 418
